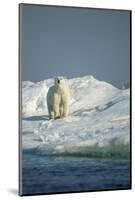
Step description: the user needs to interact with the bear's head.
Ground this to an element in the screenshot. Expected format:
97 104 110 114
54 76 67 89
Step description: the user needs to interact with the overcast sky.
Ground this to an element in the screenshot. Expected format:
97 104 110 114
20 4 130 88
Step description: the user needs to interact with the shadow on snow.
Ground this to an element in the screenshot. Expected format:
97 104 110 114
23 115 48 121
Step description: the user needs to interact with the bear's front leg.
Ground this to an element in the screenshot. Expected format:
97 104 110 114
53 104 60 119
48 105 54 119
49 111 54 120
62 103 69 117
59 104 63 118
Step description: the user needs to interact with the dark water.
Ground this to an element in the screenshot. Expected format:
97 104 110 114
22 153 131 195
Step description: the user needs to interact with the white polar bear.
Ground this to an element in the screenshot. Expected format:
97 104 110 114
47 76 70 119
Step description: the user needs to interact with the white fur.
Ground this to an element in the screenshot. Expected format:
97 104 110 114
47 76 70 119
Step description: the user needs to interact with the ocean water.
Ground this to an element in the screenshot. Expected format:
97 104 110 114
22 152 131 195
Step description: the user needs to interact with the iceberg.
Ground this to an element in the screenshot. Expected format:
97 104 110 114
22 75 130 158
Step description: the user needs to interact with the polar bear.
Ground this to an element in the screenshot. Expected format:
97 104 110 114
47 76 70 119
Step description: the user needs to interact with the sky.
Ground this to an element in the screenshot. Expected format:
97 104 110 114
20 4 130 88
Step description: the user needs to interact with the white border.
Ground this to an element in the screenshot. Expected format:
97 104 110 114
0 0 134 199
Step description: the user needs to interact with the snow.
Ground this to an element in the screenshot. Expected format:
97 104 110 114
22 75 130 157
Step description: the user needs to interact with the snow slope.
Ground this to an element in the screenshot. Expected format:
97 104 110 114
22 75 130 158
